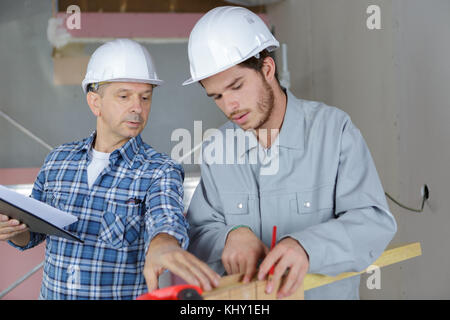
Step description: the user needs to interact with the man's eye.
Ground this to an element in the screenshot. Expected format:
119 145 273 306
120 95 128 99
232 84 242 90
213 94 222 100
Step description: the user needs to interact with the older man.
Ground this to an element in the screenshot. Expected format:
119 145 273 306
0 39 219 299
184 7 397 299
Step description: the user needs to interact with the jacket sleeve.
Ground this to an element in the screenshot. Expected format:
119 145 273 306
285 119 397 276
186 161 237 274
144 161 189 255
8 164 47 251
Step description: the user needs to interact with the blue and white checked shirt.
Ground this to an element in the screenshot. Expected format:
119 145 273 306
9 131 189 299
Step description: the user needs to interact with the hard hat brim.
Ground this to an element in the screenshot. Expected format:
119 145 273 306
182 41 279 86
82 78 164 94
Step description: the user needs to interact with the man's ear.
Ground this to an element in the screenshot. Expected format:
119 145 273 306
86 91 101 117
261 56 277 84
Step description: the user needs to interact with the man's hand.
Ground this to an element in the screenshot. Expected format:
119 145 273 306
0 214 30 245
143 233 220 292
222 227 269 283
257 237 309 299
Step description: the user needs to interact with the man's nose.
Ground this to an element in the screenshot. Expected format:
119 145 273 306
223 93 239 114
130 95 143 113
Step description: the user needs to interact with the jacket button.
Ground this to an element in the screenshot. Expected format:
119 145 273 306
237 203 243 209
304 201 311 208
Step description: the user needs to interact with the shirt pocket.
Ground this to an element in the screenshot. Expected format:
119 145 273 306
46 191 70 211
291 185 335 216
99 200 142 249
221 193 256 228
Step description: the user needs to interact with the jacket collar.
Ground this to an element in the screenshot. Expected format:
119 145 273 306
236 89 305 159
77 130 143 168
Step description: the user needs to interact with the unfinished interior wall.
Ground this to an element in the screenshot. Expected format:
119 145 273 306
268 0 450 298
2 0 449 300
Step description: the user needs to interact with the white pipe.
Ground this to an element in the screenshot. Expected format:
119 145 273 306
0 110 53 152
279 43 291 90
0 261 44 299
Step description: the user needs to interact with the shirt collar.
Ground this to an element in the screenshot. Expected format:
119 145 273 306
236 89 305 158
78 130 96 152
277 89 305 151
77 130 143 168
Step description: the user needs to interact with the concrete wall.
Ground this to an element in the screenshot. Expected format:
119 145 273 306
268 0 450 298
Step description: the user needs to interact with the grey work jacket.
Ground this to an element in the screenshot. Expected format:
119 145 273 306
187 90 397 299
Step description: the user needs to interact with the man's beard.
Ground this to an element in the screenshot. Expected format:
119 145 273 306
253 78 275 130
227 76 275 131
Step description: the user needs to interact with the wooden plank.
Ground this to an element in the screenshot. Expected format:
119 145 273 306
230 282 256 300
203 274 243 300
303 242 422 291
202 242 421 300
203 274 304 300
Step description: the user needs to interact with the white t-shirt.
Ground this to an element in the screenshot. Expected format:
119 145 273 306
87 148 111 188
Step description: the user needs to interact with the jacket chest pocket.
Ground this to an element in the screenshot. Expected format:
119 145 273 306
221 193 257 229
99 201 143 249
290 185 335 216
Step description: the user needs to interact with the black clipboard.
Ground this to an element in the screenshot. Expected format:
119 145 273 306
0 197 83 243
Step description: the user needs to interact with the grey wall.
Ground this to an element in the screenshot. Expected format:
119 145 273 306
268 0 450 298
0 0 228 173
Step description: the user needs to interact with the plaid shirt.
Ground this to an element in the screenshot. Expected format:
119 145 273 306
9 131 188 299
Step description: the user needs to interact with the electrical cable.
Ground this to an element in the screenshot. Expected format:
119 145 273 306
385 184 429 213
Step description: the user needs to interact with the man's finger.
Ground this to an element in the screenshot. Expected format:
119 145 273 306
277 265 300 298
0 224 27 235
188 255 220 287
179 255 218 291
143 267 159 292
238 258 246 275
224 252 240 275
223 260 232 276
230 260 240 275
266 255 289 295
243 256 257 283
258 247 283 280
192 255 220 287
168 263 201 288
287 272 305 298
158 252 204 287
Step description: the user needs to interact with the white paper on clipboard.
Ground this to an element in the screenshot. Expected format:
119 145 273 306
0 184 81 242
0 185 77 228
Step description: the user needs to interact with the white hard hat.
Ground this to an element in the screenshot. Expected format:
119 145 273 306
182 6 279 86
82 39 164 94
